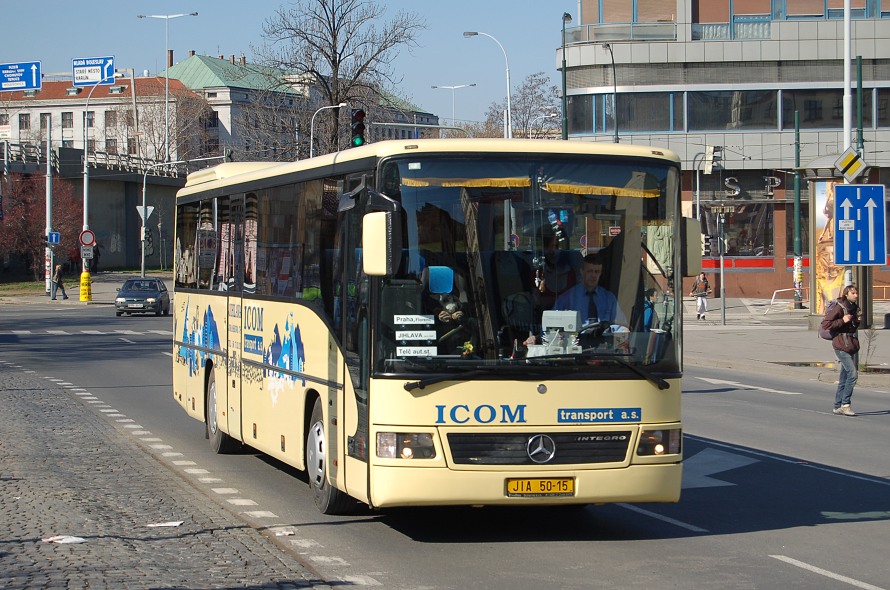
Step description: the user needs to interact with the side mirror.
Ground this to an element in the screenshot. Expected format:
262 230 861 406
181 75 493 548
681 217 703 277
362 211 402 276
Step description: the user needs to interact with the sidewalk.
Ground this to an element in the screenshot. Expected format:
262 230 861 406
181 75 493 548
681 296 890 390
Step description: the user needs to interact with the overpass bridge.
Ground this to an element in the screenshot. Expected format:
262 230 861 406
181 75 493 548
1 141 211 271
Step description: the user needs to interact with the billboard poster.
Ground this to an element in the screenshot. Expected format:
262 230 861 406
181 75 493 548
811 179 846 314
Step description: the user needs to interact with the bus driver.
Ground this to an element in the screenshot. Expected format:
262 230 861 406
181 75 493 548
553 253 627 326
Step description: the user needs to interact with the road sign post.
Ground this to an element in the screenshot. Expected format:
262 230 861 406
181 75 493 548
834 184 887 266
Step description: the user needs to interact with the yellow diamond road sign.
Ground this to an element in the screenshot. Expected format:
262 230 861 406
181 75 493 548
835 147 867 183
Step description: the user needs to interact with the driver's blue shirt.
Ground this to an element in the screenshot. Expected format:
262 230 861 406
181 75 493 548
554 284 627 325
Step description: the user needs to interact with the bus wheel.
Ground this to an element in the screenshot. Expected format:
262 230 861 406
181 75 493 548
306 398 354 515
206 370 239 453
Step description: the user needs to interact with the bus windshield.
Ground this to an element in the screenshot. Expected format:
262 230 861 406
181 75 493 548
374 154 681 377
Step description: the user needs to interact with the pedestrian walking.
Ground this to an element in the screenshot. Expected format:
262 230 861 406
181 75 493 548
822 285 860 416
690 272 711 320
51 264 69 300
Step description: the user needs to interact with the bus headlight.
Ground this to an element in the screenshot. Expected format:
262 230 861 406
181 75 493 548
637 429 681 456
376 432 436 459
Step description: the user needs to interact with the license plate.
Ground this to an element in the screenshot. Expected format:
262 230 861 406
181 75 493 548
505 478 575 497
128 304 144 308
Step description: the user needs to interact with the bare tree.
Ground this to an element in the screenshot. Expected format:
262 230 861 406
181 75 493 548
253 0 427 156
473 72 562 139
0 172 82 280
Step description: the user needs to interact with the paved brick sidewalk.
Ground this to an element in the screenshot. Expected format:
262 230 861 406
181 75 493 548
0 364 329 590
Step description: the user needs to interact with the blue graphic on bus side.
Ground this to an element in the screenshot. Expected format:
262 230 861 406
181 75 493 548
263 312 306 386
178 299 223 377
557 408 641 423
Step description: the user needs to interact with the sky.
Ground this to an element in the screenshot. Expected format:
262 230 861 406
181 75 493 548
2 0 578 125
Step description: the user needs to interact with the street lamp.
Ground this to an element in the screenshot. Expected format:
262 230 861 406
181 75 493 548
431 84 476 127
561 12 572 140
601 43 619 143
463 31 512 138
310 103 346 158
81 72 125 300
529 112 558 138
137 12 198 162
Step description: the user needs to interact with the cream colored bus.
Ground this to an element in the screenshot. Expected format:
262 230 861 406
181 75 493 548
172 138 701 514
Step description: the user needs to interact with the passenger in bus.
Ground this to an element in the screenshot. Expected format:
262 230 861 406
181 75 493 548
553 253 627 325
534 232 577 310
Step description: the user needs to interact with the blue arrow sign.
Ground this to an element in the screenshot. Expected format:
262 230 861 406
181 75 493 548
72 56 115 87
834 184 887 266
0 61 42 92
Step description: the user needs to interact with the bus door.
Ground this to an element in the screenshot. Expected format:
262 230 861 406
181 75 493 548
223 194 246 442
338 182 372 499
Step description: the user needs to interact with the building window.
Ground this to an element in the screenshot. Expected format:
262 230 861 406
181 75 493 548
87 139 96 154
62 140 73 148
0 114 7 126
201 110 219 129
40 113 51 130
701 203 774 257
782 89 872 128
615 92 683 133
19 113 30 130
105 110 117 129
567 94 594 135
85 111 95 128
62 112 74 129
878 89 890 127
688 90 777 131
128 138 138 155
105 139 118 154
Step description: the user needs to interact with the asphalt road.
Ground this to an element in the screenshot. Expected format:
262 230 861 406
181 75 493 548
2 302 888 589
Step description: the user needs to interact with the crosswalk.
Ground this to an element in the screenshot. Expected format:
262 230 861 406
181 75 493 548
6 329 173 336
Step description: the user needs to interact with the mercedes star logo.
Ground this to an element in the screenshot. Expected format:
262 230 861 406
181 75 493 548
527 434 556 464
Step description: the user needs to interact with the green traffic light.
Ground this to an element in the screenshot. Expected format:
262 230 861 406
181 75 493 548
352 136 365 147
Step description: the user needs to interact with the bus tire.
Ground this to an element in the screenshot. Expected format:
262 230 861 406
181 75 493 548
306 398 354 515
206 370 239 453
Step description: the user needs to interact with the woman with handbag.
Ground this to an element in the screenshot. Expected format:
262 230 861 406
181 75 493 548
689 272 711 320
821 285 860 416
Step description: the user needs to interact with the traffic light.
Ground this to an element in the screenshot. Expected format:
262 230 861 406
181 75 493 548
702 234 712 257
350 109 366 147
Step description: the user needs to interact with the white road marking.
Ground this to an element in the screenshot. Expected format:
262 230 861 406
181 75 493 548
770 555 885 590
161 351 173 357
119 337 136 344
228 499 258 506
617 503 708 533
243 510 278 518
212 488 239 495
46 330 70 335
697 376 803 395
683 448 758 489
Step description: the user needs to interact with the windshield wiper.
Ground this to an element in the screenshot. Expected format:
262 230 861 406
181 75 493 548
402 364 553 392
525 350 670 390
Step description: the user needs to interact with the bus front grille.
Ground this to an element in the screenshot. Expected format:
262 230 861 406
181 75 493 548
447 431 632 465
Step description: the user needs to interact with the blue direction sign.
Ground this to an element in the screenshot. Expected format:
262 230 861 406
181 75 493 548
72 56 115 87
0 61 42 92
834 184 887 266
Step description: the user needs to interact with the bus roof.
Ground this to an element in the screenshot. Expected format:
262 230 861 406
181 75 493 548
178 138 680 198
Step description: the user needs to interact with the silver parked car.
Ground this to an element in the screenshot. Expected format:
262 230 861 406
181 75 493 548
115 278 171 316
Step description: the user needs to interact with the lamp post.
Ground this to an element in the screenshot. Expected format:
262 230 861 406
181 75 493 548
81 73 124 300
431 84 476 127
137 12 198 162
601 43 618 143
561 12 572 140
310 103 346 158
463 31 512 138
529 112 558 138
